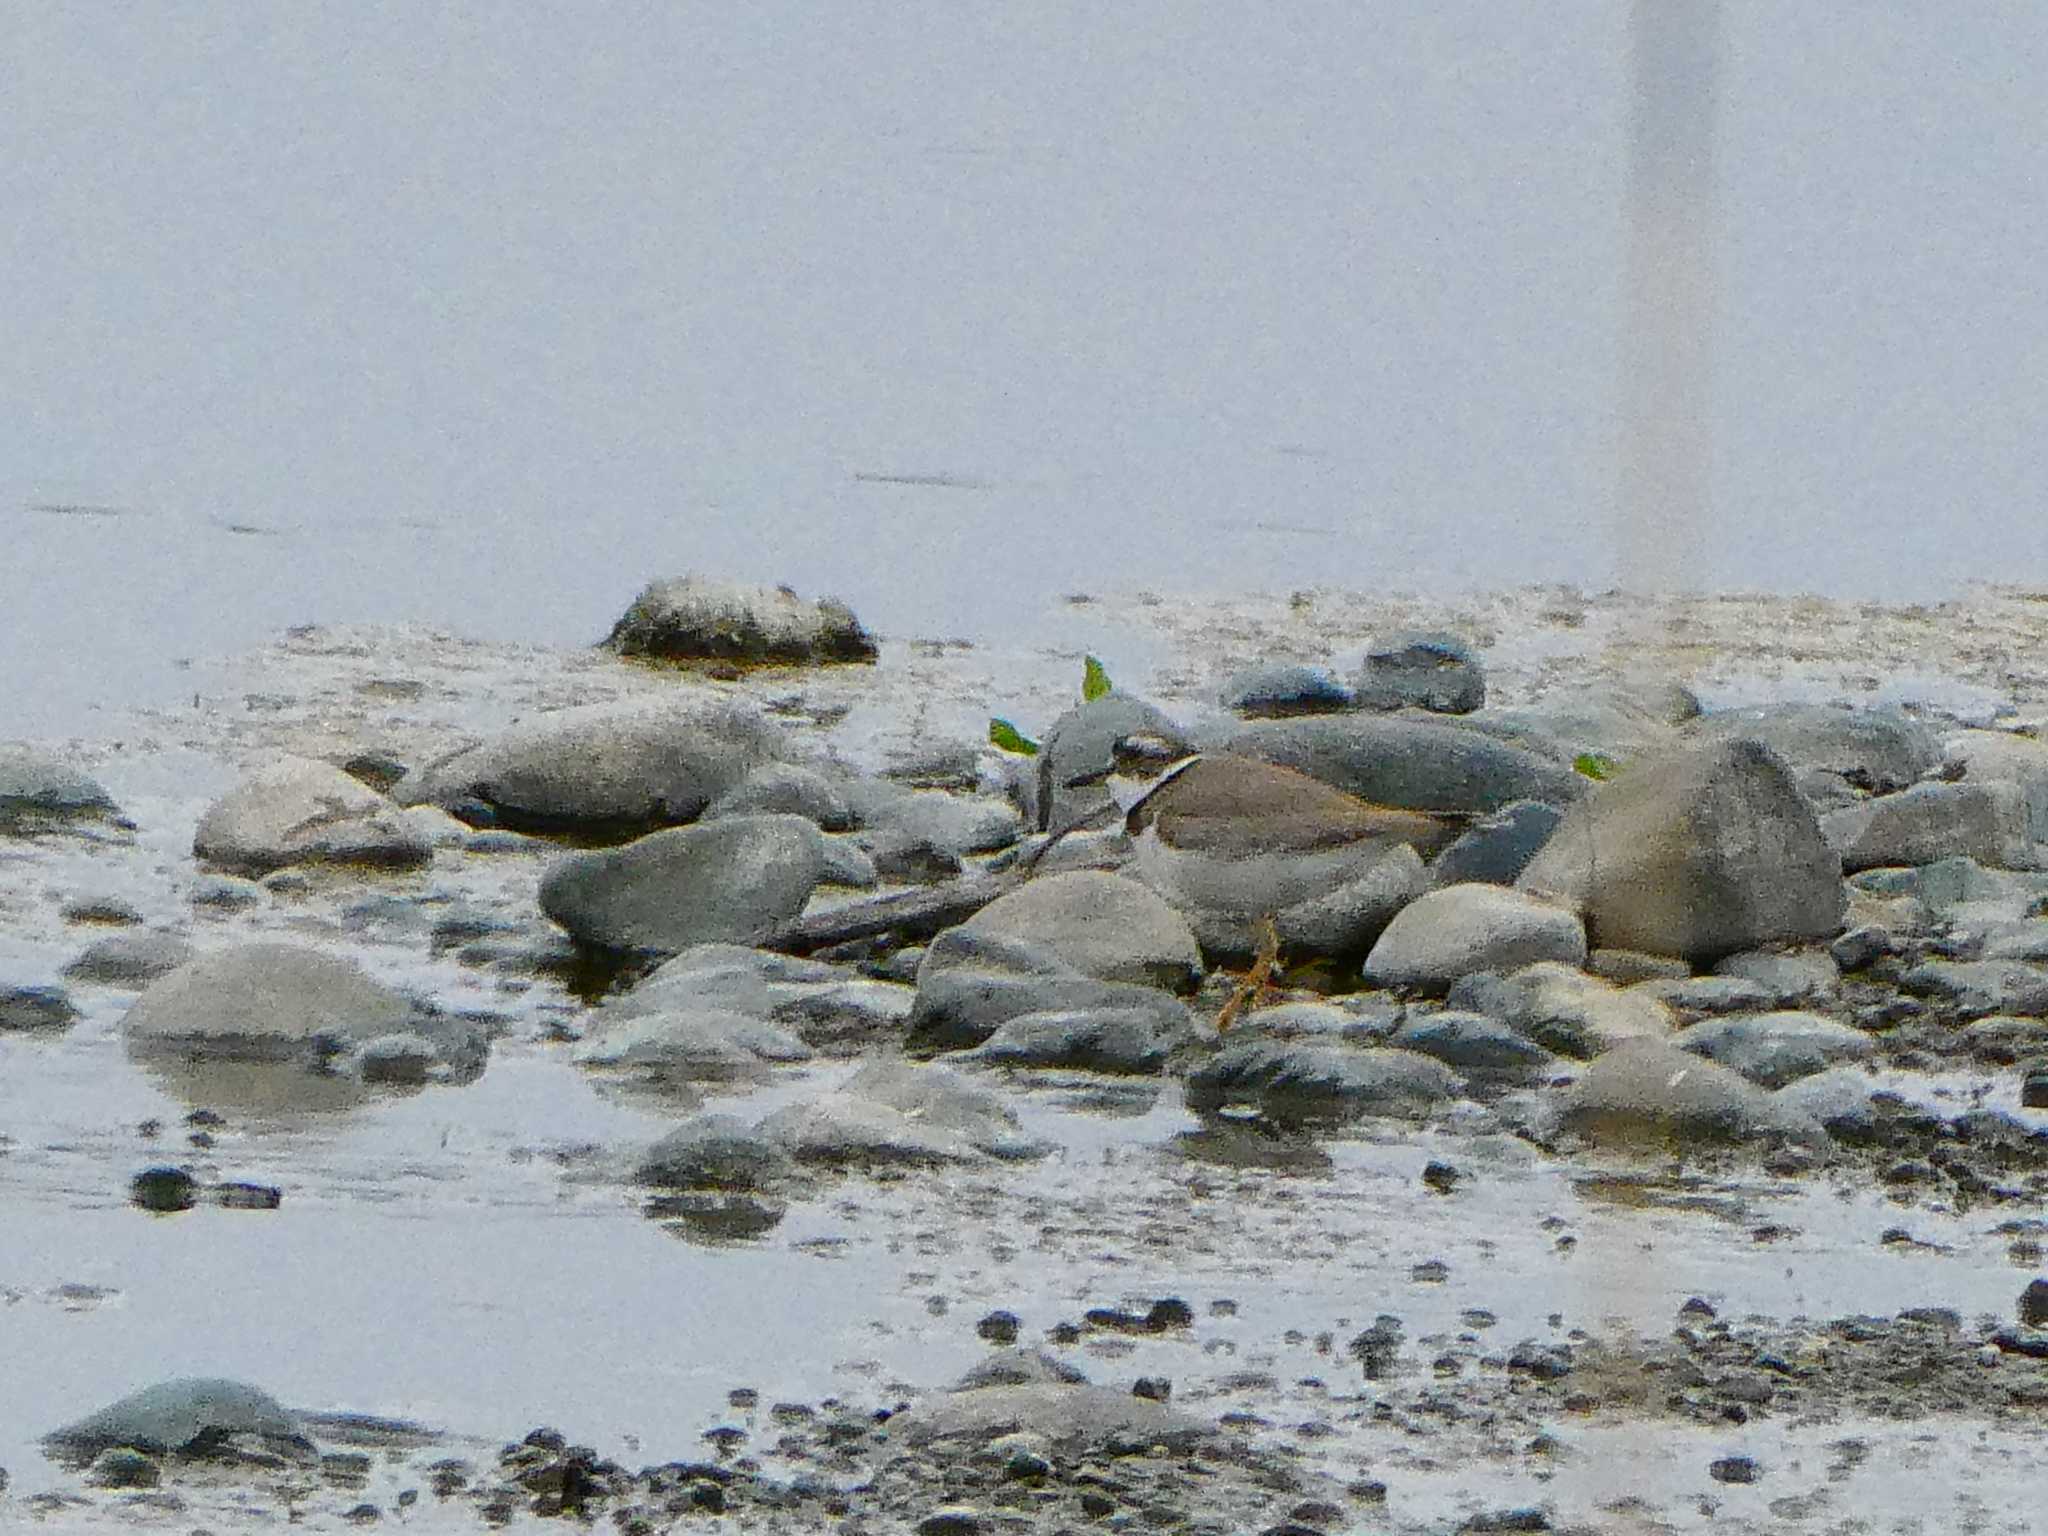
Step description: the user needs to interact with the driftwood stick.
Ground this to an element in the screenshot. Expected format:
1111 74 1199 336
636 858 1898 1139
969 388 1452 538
761 870 1028 956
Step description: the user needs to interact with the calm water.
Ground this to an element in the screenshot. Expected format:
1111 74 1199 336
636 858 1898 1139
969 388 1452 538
7 4 2047 738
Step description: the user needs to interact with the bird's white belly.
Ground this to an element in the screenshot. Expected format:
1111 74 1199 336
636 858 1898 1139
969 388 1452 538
1132 829 1388 918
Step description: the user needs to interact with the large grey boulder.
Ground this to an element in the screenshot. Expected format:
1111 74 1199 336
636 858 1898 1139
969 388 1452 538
1354 630 1484 714
1362 884 1586 994
1556 1039 1828 1150
44 1378 308 1461
602 575 877 664
1688 703 1941 795
1517 738 1845 963
1033 693 1192 834
1822 782 2037 872
958 871 1202 992
1675 1010 1875 1087
396 696 787 836
758 1060 1050 1165
539 814 825 953
0 745 121 831
194 756 431 876
1448 961 1673 1059
1184 1041 1461 1125
1227 715 1585 814
122 943 486 1085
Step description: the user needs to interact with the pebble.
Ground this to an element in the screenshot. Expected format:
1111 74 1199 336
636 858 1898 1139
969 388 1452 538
130 1166 198 1213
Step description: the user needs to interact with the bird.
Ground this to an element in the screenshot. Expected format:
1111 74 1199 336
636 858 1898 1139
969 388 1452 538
1119 751 1462 927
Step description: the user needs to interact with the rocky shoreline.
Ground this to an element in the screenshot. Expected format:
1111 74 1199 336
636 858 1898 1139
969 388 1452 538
7 579 2048 1533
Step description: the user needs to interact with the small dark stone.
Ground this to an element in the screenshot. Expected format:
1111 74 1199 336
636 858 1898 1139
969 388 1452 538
186 1109 227 1128
0 985 77 1033
1410 1259 1450 1283
129 1166 198 1213
343 1503 382 1525
2022 1070 2048 1110
1461 1509 1550 1532
727 1388 759 1409
1131 1376 1171 1402
1144 1297 1194 1330
2019 1279 2048 1328
1422 1160 1461 1193
1710 1455 1761 1484
1679 1297 1718 1322
916 1510 987 1536
1079 1491 1116 1517
85 1447 161 1488
976 1310 1021 1345
214 1182 283 1211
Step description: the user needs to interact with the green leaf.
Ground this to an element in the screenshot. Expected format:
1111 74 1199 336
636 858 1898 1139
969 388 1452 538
1081 655 1113 702
989 718 1040 755
1573 752 1619 781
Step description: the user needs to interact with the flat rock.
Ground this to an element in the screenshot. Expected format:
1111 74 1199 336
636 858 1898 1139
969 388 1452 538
959 871 1202 992
44 1378 306 1460
909 934 1196 1051
1557 1040 1828 1149
1823 782 2037 872
0 745 121 830
1218 662 1354 718
1362 884 1586 994
1635 975 1778 1023
574 1007 814 1079
1185 1041 1461 1125
601 575 877 664
1688 703 1943 794
1388 1012 1558 1078
1354 630 1485 714
758 1060 1049 1165
963 1006 1193 1074
891 1383 1212 1455
1517 738 1845 963
539 814 825 953
194 756 431 876
1448 961 1674 1059
1947 729 2048 844
1709 948 1841 1004
63 930 196 987
1676 1010 1875 1087
1227 714 1585 814
396 696 787 837
1900 959 2048 1019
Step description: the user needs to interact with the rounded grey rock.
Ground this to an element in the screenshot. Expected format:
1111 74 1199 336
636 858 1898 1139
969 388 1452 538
63 930 197 988
539 814 826 954
1355 630 1484 714
1363 884 1586 994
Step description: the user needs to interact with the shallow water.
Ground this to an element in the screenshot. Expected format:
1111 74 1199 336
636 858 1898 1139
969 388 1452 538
8 591 2048 1529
